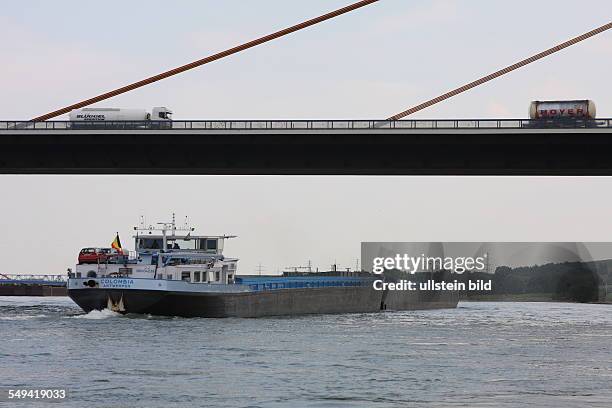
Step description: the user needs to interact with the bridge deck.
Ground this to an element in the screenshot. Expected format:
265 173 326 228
1 119 612 175
2 118 612 133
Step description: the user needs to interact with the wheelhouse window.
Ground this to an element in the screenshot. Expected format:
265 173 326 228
139 238 163 250
215 271 220 282
167 238 197 250
181 272 191 282
194 271 201 282
199 239 219 252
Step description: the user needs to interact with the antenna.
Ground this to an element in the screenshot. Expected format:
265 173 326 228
171 212 176 236
141 215 193 233
283 263 315 274
485 252 492 274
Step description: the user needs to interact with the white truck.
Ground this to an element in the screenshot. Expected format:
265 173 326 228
68 107 173 128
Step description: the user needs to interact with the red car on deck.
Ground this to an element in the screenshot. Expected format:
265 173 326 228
78 248 113 264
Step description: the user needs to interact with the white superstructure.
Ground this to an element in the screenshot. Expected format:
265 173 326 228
73 215 238 286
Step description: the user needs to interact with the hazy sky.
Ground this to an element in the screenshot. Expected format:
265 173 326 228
3 176 612 276
3 3 612 276
1 0 611 120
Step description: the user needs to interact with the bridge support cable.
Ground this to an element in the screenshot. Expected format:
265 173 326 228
32 0 379 122
388 21 612 121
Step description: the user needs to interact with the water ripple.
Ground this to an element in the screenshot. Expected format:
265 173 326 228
0 298 611 407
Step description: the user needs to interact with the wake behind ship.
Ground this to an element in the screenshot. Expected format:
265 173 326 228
68 217 458 317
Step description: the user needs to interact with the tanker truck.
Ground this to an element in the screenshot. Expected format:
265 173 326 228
529 100 596 120
527 100 600 128
68 107 173 129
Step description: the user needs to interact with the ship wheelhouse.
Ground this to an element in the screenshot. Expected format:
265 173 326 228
73 215 238 284
134 232 237 284
136 235 224 254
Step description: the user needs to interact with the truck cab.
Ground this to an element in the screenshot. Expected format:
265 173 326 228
152 107 173 121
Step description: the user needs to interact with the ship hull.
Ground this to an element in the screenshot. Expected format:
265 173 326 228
68 285 458 318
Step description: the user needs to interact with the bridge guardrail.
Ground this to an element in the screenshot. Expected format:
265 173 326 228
1 119 611 131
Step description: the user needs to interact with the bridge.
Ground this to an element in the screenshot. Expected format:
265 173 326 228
4 118 612 131
0 274 67 286
0 274 67 296
3 1 611 175
1 119 612 175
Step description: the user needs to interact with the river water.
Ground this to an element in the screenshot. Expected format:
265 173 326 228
0 297 610 408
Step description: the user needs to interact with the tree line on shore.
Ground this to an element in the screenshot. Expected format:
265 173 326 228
455 260 610 303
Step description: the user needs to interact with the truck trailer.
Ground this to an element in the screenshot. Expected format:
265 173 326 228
68 107 173 129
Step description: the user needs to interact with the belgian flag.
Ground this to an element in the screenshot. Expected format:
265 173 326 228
111 233 123 254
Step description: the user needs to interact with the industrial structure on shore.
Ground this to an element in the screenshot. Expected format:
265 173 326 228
0 275 67 296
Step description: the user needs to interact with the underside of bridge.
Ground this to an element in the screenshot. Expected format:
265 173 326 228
1 128 611 175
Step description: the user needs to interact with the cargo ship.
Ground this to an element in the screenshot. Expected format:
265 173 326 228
67 216 458 317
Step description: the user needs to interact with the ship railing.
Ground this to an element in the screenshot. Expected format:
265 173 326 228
236 276 371 292
2 118 612 131
99 251 138 264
